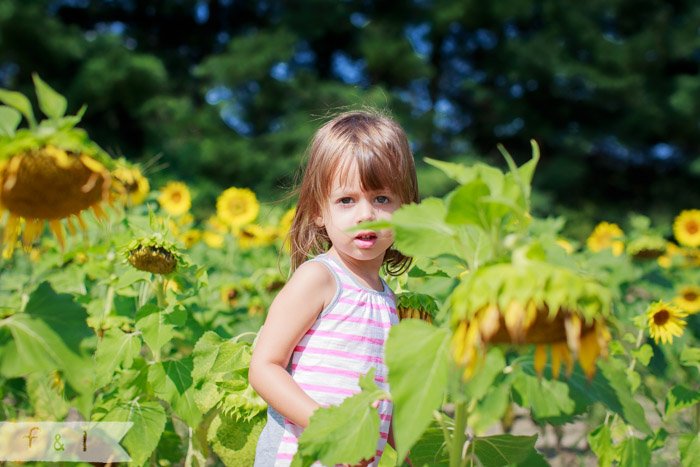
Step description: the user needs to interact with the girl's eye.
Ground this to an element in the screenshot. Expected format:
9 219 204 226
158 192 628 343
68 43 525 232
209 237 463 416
375 196 390 204
339 197 353 205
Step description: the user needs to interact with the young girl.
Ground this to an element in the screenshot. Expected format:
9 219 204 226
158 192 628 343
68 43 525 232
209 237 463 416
250 109 418 466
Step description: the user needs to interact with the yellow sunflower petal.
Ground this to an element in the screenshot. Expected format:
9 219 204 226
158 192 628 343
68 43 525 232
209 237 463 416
534 344 547 378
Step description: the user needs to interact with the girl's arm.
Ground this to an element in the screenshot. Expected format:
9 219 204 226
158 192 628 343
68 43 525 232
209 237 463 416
249 261 336 428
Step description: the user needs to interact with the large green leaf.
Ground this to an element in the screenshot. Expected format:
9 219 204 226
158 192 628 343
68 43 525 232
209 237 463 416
192 331 254 413
588 424 615 467
0 105 21 136
0 87 35 127
512 371 577 422
445 180 491 227
518 356 652 435
0 282 93 392
386 320 450 460
467 434 539 467
679 434 700 467
405 424 449 466
103 400 167 466
389 197 460 258
148 357 201 428
95 328 142 388
32 73 67 120
665 385 700 418
463 347 506 400
208 412 266 467
618 436 651 467
135 303 187 354
293 369 389 467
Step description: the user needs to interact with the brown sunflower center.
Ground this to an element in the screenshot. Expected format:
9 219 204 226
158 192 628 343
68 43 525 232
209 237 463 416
684 291 699 302
171 192 182 203
685 221 699 235
654 309 670 326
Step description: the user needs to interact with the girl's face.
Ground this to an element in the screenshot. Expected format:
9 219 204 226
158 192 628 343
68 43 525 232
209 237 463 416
316 161 401 268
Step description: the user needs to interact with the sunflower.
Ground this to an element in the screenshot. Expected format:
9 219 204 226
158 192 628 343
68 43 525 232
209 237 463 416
124 232 186 276
220 284 241 307
158 181 191 217
180 228 201 248
203 231 225 249
1 76 115 257
586 222 624 256
238 224 277 249
626 235 667 260
450 261 611 380
217 187 259 229
112 159 150 206
396 292 438 323
674 210 700 248
674 286 700 314
646 301 687 345
279 206 296 239
206 215 229 234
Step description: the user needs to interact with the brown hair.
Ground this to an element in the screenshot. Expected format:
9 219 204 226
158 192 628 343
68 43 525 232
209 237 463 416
286 109 419 275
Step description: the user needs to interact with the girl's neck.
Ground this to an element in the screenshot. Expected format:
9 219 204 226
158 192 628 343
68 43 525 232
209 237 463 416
326 247 384 291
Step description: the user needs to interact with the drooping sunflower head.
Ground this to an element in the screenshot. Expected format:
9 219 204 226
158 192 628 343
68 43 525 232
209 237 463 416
1 74 115 257
158 181 191 217
125 235 183 276
646 301 687 345
450 262 611 380
674 286 700 314
673 210 700 248
396 292 439 323
586 221 625 256
217 187 259 229
626 235 667 260
112 158 150 207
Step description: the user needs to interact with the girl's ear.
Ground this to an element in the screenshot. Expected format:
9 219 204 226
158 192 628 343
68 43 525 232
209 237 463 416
314 213 324 227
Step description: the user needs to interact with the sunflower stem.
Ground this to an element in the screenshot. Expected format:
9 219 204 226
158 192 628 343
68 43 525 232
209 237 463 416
450 400 468 467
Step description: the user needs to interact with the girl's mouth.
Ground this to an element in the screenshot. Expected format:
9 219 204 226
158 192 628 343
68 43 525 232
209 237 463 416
355 232 377 248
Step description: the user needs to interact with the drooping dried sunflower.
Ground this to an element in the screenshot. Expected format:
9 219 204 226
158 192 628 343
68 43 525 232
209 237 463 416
124 234 185 276
450 261 611 380
396 291 438 323
0 74 114 257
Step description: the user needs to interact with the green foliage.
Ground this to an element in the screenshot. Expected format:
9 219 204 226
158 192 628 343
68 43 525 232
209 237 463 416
467 434 540 467
102 400 167 466
293 368 389 467
208 412 266 467
386 320 451 460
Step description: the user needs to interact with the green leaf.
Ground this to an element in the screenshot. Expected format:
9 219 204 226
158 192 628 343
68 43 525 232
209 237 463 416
518 356 652 435
445 180 491 226
679 434 700 467
680 347 700 367
148 357 202 428
512 372 576 421
0 105 21 136
467 434 538 467
0 282 93 392
467 381 511 436
95 328 142 388
619 437 651 467
103 400 167 466
208 412 266 467
588 424 615 467
294 368 389 467
424 157 475 184
386 320 450 460
32 73 67 119
390 198 461 258
630 344 653 366
0 87 35 127
406 424 449 465
665 385 700 418
463 347 506 401
135 303 187 354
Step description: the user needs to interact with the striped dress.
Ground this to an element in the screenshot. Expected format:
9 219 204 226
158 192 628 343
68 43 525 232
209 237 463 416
254 253 399 466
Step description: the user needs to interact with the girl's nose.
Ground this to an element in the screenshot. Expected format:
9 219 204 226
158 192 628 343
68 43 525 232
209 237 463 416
356 199 376 223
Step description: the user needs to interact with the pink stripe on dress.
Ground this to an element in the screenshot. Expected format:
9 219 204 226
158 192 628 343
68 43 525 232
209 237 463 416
291 364 387 382
297 382 359 395
294 346 384 363
306 329 384 345
338 297 396 312
321 313 392 328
